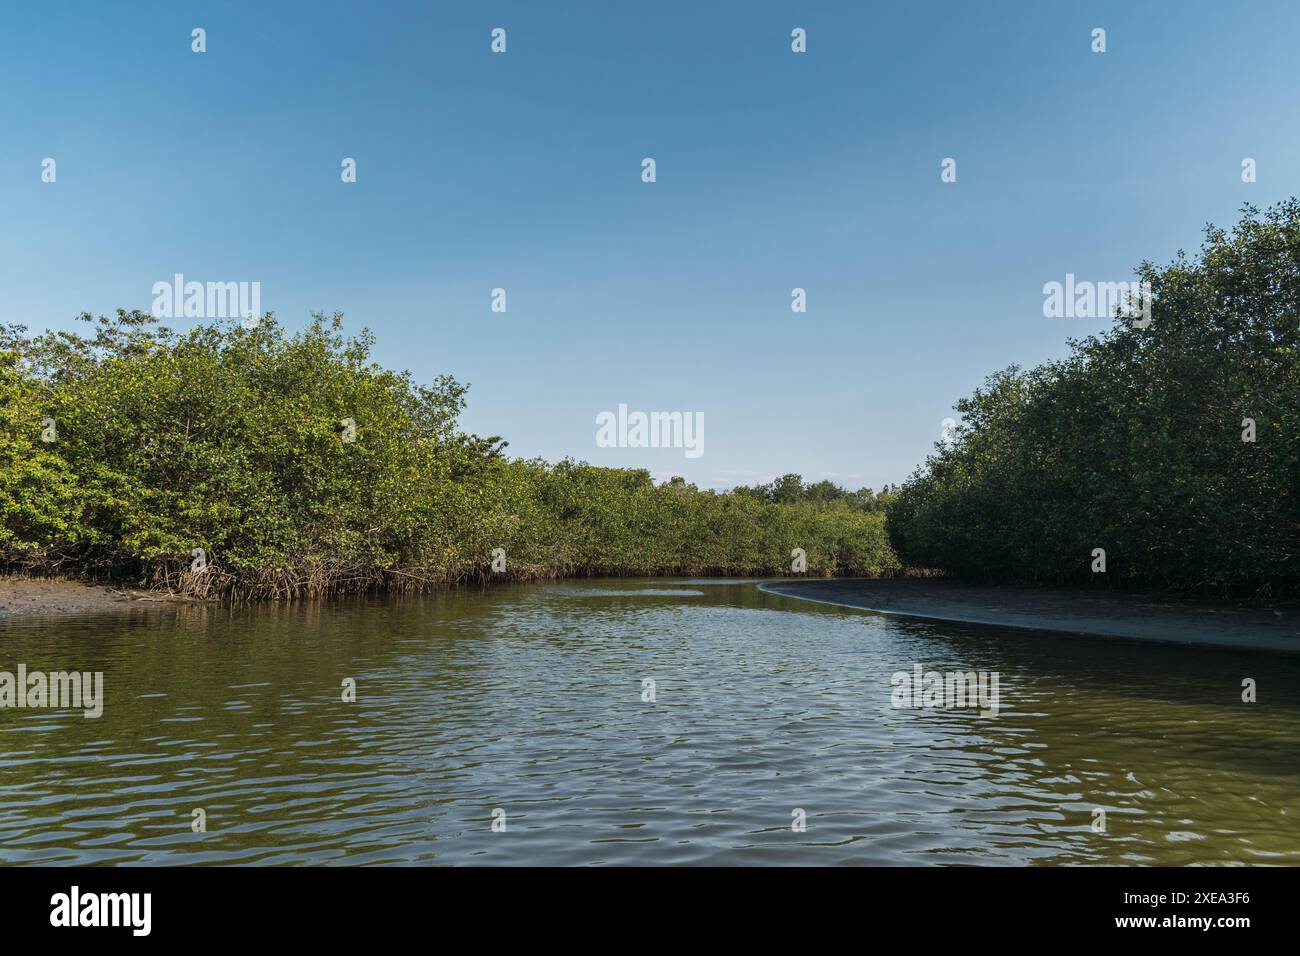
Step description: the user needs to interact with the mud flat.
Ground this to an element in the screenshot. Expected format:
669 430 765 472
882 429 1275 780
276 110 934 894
760 578 1300 653
0 577 183 620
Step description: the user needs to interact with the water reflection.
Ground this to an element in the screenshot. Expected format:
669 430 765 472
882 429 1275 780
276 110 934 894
0 580 1296 865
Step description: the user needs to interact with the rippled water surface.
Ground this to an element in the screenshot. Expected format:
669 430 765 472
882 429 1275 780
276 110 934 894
1 580 1297 865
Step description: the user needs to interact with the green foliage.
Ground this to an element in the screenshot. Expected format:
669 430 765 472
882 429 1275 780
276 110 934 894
0 311 898 596
732 473 897 512
886 201 1300 597
0 349 83 558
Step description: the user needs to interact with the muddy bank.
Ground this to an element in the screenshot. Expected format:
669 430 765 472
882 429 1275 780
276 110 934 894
760 578 1300 653
0 577 186 620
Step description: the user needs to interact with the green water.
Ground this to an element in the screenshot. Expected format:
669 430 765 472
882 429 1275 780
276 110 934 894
1 579 1296 865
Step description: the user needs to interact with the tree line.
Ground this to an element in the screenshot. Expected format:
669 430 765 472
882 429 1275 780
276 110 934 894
0 310 900 598
12 202 1287 601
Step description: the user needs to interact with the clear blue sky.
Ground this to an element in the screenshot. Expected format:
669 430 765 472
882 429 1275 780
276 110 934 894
3 1 1297 490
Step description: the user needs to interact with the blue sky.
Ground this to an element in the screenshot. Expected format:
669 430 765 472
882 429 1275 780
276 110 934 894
2 1 1297 490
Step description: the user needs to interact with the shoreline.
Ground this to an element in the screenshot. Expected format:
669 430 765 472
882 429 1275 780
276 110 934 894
0 577 191 620
8 574 1300 655
760 579 1300 654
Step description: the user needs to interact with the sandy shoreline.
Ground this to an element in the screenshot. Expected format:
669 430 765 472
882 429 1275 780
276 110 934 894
760 579 1300 653
0 577 185 620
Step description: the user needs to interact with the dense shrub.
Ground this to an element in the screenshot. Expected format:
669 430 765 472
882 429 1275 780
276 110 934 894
886 201 1300 598
0 311 899 598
